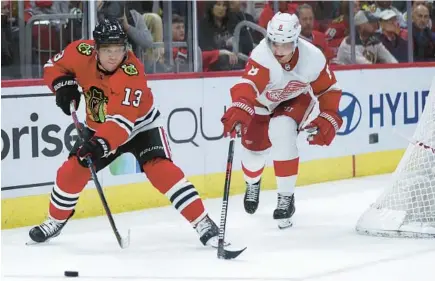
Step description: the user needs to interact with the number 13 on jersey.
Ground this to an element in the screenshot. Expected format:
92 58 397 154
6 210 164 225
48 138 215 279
122 88 142 107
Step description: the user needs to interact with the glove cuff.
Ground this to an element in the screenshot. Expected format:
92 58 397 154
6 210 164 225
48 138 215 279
95 137 111 157
231 100 255 116
319 112 341 132
52 76 78 91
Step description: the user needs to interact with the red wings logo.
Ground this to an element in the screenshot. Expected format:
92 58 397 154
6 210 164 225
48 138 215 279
265 80 310 103
278 24 283 31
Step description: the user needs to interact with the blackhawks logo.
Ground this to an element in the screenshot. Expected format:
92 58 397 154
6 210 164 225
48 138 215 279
84 86 108 123
76 42 93 56
121 63 138 76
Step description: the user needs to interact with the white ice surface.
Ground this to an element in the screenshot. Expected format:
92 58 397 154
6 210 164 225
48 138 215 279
2 174 435 281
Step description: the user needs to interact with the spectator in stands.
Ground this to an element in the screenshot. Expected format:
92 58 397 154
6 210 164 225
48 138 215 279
412 4 435 61
198 1 244 71
325 1 360 56
378 9 409 62
146 19 164 70
297 4 334 62
369 1 407 27
227 0 256 56
337 10 398 64
172 14 185 43
199 1 231 52
258 1 299 29
403 1 430 28
402 1 435 34
172 14 237 72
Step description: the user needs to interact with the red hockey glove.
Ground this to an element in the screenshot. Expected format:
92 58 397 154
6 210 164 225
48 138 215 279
304 111 342 146
76 136 110 162
221 99 255 137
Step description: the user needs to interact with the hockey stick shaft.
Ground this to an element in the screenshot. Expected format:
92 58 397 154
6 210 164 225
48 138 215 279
69 101 130 249
218 136 235 258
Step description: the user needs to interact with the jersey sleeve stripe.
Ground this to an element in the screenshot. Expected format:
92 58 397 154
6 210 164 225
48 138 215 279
135 106 157 123
134 107 160 130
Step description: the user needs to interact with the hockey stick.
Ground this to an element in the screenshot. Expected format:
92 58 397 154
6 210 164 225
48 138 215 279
394 129 435 155
70 101 130 249
217 134 247 260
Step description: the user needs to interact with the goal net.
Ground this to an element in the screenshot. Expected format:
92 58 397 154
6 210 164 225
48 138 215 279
355 78 435 238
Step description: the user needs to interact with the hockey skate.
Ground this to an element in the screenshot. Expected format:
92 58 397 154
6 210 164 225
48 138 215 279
244 180 261 214
194 215 227 248
273 193 295 229
27 210 75 245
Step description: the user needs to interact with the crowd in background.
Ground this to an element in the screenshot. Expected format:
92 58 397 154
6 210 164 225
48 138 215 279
2 0 435 80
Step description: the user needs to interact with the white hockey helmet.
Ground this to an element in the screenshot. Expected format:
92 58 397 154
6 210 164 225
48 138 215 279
267 12 301 44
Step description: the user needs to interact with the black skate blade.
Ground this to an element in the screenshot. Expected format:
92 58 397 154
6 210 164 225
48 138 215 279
25 239 49 246
25 240 39 246
218 246 247 260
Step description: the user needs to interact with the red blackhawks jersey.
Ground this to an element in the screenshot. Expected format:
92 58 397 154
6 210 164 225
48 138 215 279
44 39 161 151
231 38 341 114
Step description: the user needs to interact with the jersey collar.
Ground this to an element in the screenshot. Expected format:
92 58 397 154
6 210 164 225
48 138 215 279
281 48 299 71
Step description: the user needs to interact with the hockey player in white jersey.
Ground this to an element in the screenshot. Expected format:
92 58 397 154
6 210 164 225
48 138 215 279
221 12 343 229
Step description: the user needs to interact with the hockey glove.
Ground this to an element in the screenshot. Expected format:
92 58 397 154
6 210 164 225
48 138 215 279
53 76 81 116
76 136 110 163
221 99 255 137
304 111 342 146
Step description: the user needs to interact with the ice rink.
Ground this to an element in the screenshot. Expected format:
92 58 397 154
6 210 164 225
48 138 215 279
2 174 435 281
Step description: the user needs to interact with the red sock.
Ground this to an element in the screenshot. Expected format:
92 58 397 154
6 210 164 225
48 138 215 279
49 157 90 221
143 158 206 224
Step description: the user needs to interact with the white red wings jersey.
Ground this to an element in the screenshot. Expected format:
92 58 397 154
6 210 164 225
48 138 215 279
231 38 341 114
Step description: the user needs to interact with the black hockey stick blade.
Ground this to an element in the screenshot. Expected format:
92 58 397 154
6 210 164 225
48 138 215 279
218 246 247 260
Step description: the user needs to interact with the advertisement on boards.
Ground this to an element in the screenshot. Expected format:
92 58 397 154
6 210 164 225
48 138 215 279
327 67 433 157
1 86 88 198
2 66 435 199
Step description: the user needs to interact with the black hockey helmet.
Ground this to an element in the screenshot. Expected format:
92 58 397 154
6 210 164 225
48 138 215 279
93 18 127 48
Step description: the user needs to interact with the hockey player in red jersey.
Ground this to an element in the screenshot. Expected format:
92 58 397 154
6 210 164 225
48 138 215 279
29 18 221 247
221 12 343 229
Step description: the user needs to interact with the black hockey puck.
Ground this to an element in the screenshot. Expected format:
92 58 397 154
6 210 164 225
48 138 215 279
64 271 79 277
